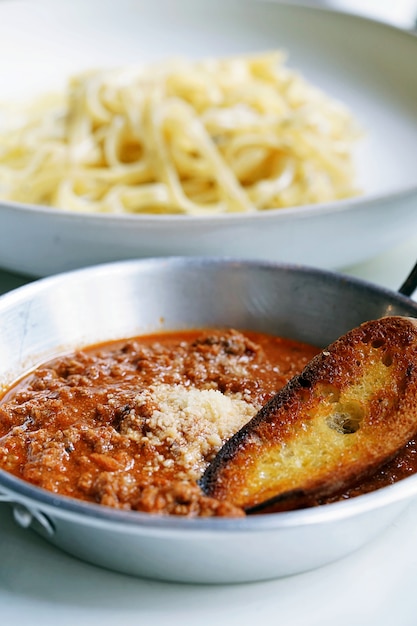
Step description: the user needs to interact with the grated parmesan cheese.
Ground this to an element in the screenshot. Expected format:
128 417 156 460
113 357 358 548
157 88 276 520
120 383 259 478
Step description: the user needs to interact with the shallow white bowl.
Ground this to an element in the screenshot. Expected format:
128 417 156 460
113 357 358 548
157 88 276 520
0 0 416 277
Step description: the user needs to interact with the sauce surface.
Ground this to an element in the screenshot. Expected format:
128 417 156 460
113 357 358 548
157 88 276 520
0 329 318 516
1 328 416 516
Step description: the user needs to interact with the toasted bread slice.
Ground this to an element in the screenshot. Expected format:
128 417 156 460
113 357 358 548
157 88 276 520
200 316 417 513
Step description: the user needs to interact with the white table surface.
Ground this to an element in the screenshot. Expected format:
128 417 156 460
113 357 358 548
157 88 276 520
0 236 417 625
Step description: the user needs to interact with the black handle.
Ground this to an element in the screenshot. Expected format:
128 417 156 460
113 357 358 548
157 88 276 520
399 260 417 297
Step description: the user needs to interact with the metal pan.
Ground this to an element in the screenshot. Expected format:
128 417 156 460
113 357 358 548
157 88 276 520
0 257 417 584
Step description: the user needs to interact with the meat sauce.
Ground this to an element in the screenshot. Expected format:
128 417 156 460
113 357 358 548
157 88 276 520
0 328 416 517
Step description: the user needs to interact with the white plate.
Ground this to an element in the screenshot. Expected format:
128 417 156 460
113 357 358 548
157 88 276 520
0 0 416 276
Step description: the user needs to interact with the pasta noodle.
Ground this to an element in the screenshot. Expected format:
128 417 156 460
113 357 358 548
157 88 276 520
0 52 361 215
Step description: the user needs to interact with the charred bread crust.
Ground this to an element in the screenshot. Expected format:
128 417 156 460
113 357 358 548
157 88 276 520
200 316 417 511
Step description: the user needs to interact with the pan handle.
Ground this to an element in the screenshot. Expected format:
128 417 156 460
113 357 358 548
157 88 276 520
0 493 55 536
398 260 417 297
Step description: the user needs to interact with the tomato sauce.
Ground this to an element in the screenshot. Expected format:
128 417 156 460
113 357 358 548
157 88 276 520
1 327 415 516
0 329 318 516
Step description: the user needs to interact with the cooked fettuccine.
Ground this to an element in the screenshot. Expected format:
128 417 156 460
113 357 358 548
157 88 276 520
0 52 361 215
